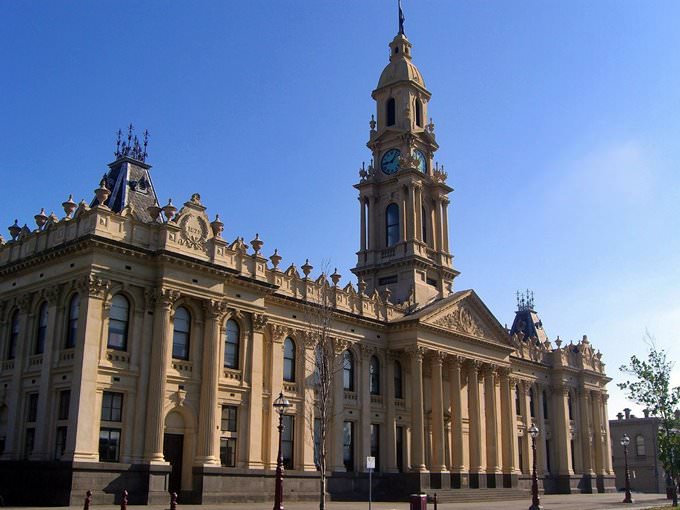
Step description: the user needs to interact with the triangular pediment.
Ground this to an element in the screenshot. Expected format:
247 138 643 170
419 290 510 345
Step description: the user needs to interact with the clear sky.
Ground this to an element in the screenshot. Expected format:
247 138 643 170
1 1 679 419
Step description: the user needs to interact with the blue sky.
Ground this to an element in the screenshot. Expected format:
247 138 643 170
1 1 679 418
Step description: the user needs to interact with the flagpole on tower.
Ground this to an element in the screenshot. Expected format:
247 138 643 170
398 0 405 35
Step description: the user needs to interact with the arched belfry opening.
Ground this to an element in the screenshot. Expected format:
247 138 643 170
386 98 396 126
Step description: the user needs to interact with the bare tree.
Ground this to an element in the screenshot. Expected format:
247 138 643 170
302 267 346 510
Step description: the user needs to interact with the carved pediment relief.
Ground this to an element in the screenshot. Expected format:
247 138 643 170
175 194 211 253
431 305 487 338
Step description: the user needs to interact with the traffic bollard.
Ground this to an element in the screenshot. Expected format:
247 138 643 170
83 490 92 510
120 489 128 510
434 493 437 510
170 491 178 510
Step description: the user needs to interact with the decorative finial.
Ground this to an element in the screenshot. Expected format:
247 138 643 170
114 124 150 163
62 194 77 218
147 202 162 222
369 114 376 132
330 268 341 286
210 214 224 237
301 259 313 278
270 249 282 270
426 117 435 134
8 219 21 241
398 0 406 35
250 233 264 254
94 175 111 206
162 199 177 221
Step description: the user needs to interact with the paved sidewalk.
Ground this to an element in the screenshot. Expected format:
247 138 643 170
2 492 671 510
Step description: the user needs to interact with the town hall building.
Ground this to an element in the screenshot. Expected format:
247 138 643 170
0 14 615 505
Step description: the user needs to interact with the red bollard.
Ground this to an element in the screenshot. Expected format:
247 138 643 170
83 490 92 510
120 489 128 510
170 491 178 510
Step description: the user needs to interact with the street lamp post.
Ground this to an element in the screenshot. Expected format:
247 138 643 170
273 392 292 510
621 434 633 503
528 424 542 510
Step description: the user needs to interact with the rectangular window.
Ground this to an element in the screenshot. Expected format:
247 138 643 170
58 390 71 421
396 426 404 472
220 437 237 467
221 405 238 432
55 426 67 459
370 424 380 471
101 392 123 422
99 428 121 462
343 421 354 472
281 415 294 470
24 428 35 458
26 393 39 423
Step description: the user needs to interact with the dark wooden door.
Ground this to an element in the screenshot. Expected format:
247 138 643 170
163 433 184 494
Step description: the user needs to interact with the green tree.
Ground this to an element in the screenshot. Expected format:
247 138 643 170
619 339 680 506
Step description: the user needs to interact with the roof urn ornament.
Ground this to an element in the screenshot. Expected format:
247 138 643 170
162 199 177 221
147 202 162 222
8 219 21 240
369 114 376 133
250 233 263 254
210 214 224 237
301 259 313 278
269 249 282 270
94 176 111 206
34 208 48 230
62 194 77 218
358 279 367 295
330 268 342 286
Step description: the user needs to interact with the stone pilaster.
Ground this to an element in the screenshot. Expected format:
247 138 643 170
500 370 519 482
553 384 573 475
359 344 373 471
483 364 501 485
467 360 484 486
268 324 286 468
302 333 318 471
429 351 447 474
246 313 267 468
409 346 427 472
448 356 466 486
385 350 398 472
144 288 180 463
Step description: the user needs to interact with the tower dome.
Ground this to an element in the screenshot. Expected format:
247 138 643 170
377 33 426 90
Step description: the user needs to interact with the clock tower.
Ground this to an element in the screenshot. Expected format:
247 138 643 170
352 22 458 307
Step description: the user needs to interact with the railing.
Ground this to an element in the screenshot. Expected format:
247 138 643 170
60 350 75 363
106 350 130 364
172 360 193 373
381 247 396 259
283 382 297 394
344 390 358 401
371 395 384 406
223 368 242 382
394 398 406 409
1 360 14 371
28 354 43 368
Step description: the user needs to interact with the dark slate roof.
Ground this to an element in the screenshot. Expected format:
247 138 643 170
92 157 159 223
509 307 549 344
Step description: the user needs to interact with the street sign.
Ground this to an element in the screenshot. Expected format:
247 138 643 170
366 456 375 470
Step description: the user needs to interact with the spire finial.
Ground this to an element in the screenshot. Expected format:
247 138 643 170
398 0 405 35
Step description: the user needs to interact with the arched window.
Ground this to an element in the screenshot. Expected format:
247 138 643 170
386 98 396 126
7 311 19 360
224 319 240 369
65 294 80 349
283 337 296 382
386 204 400 247
636 435 646 456
567 392 574 420
35 302 48 354
542 390 549 420
172 307 191 360
415 99 423 127
107 295 129 351
394 360 403 399
515 385 521 415
529 387 535 418
369 356 380 395
421 205 428 243
343 350 354 391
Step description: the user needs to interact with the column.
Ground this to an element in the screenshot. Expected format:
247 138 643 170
441 196 450 252
144 288 179 462
130 289 156 461
467 360 484 485
553 385 573 475
360 345 372 471
332 341 346 472
2 295 32 459
433 197 443 252
302 336 317 471
385 351 398 472
602 394 613 473
590 391 604 475
483 365 500 485
359 196 367 252
536 386 548 475
429 351 447 473
246 313 267 468
579 389 594 476
410 347 426 471
33 286 62 459
269 325 285 467
448 357 465 476
68 276 110 461
500 370 518 478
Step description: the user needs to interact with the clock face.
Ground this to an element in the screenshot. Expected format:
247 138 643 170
414 149 426 172
381 148 401 174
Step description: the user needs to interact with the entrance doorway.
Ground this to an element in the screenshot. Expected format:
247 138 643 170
163 433 184 494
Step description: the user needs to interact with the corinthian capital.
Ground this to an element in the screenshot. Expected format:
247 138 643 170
157 288 181 309
78 273 110 299
251 313 268 332
203 299 228 320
